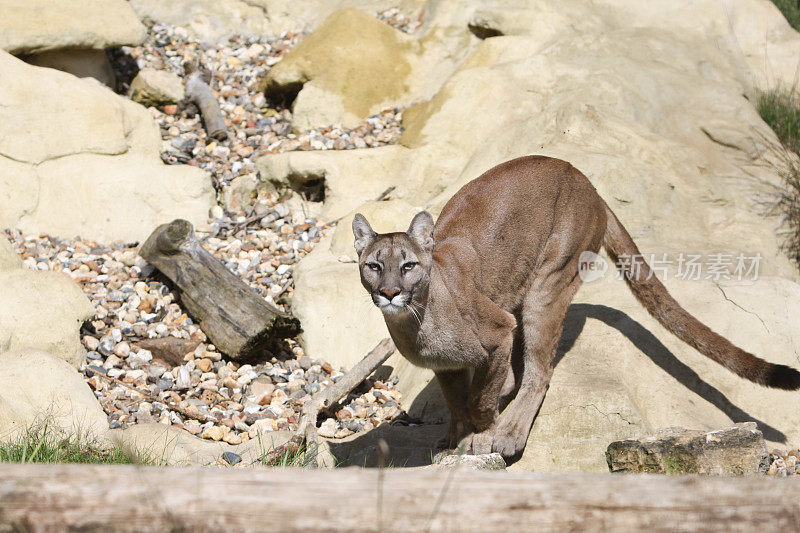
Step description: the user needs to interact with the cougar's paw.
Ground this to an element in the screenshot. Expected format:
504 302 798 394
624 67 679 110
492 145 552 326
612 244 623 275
470 430 494 455
491 428 529 458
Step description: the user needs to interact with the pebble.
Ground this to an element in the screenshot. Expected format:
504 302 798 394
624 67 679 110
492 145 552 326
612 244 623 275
222 451 242 465
767 449 800 476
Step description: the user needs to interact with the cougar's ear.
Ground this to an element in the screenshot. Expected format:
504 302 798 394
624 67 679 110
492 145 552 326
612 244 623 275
352 213 377 256
406 211 435 252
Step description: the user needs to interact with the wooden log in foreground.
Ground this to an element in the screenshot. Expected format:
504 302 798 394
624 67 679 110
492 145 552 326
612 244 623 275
0 464 798 532
139 219 300 361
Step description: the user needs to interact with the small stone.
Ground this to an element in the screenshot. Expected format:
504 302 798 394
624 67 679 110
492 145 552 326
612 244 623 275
113 341 130 358
210 205 224 219
98 335 115 356
431 452 506 471
222 451 242 465
223 432 242 445
318 418 338 438
201 425 226 441
83 336 100 351
196 358 212 373
175 366 191 390
184 420 202 435
131 68 185 106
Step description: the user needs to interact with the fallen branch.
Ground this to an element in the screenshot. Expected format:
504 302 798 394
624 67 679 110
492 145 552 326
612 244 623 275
297 338 395 464
1 464 799 531
139 219 301 362
185 70 228 141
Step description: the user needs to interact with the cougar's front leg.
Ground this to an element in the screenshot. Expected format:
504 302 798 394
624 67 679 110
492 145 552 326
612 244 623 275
434 369 472 449
464 331 514 455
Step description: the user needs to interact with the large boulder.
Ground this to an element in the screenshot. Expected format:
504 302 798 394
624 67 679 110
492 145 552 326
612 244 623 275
0 349 108 443
0 50 215 243
262 9 417 130
0 235 94 368
129 0 426 41
280 0 800 472
0 0 145 54
0 0 145 85
260 7 472 131
129 0 272 43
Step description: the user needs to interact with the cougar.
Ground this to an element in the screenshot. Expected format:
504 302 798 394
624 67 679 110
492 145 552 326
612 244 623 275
352 155 800 459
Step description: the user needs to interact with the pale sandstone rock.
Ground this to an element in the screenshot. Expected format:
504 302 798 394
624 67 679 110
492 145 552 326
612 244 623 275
286 0 800 472
431 452 506 471
255 145 414 221
0 350 108 443
260 6 470 131
0 50 214 242
109 423 294 466
129 0 274 42
0 0 146 54
262 9 417 130
0 234 21 271
0 235 94 368
130 0 426 41
130 68 186 106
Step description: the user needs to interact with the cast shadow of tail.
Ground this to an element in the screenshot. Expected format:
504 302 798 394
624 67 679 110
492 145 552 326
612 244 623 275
558 303 786 443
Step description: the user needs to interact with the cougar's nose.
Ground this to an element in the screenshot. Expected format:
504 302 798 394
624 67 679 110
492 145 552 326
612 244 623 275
380 288 401 300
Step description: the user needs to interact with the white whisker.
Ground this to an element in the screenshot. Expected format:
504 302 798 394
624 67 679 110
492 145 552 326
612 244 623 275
407 303 422 326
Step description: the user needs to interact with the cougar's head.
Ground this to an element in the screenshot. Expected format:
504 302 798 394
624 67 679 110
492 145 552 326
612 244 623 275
352 211 435 315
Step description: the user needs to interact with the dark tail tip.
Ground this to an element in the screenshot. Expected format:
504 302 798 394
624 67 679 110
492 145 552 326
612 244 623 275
766 364 800 390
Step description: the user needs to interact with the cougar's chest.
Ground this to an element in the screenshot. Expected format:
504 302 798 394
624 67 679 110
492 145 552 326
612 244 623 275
385 297 483 371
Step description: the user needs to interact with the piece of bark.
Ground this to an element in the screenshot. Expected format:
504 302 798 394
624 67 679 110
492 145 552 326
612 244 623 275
134 336 202 367
139 219 300 362
296 338 395 463
1 464 799 532
185 70 228 140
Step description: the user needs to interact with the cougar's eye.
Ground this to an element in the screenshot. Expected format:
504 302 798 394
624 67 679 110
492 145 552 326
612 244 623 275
366 262 381 272
401 262 418 273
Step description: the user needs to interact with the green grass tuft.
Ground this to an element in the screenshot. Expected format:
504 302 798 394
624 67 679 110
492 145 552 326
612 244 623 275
0 423 144 465
756 87 800 267
757 89 800 154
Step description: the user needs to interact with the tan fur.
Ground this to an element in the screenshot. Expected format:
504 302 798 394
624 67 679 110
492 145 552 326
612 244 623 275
353 155 800 459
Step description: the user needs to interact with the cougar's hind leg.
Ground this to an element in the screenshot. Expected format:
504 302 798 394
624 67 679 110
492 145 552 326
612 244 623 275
434 369 472 449
491 270 584 459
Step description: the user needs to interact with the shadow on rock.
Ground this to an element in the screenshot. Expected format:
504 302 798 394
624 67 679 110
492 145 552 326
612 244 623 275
559 303 786 444
324 423 443 468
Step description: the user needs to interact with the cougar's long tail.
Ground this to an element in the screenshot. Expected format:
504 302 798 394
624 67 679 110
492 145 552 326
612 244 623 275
601 202 800 390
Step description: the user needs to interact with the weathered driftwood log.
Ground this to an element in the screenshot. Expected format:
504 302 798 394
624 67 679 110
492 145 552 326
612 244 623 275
0 464 799 532
297 338 395 462
139 219 300 361
185 70 228 140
